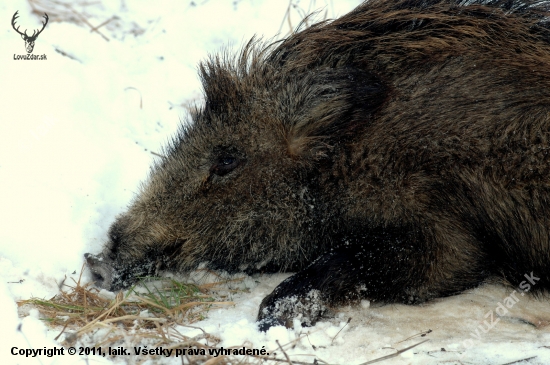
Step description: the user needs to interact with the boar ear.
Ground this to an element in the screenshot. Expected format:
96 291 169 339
199 58 243 116
286 66 386 159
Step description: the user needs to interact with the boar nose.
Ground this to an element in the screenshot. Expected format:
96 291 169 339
84 253 114 290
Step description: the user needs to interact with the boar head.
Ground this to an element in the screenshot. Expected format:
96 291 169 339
85 42 384 291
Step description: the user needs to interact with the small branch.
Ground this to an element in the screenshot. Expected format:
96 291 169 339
89 16 116 33
70 8 110 41
276 339 294 365
499 356 538 365
54 322 70 341
150 151 166 159
395 329 432 344
358 339 429 365
331 317 351 344
258 357 337 365
7 279 24 284
100 315 167 324
124 87 143 109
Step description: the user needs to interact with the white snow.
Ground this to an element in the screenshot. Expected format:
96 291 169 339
1 0 550 364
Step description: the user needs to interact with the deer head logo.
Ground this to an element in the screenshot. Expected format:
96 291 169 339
12 11 49 54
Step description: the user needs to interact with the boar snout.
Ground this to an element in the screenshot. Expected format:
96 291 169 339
84 253 114 290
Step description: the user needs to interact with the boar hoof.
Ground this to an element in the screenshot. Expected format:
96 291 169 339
257 284 328 331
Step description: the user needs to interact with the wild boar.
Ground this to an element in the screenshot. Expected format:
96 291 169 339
86 0 550 330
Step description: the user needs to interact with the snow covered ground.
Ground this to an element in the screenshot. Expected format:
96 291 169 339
1 0 550 364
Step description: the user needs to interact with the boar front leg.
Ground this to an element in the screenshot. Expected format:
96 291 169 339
257 226 487 331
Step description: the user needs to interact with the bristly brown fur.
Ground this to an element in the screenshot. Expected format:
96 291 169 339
86 0 550 330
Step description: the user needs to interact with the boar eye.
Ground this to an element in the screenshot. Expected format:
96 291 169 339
211 156 240 176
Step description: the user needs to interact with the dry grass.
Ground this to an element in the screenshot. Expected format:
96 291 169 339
17 266 250 364
19 270 234 329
